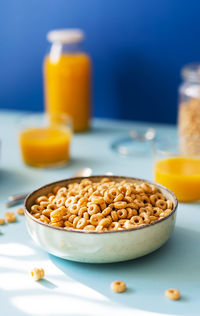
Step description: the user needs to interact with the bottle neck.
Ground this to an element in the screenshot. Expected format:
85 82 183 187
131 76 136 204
182 64 200 84
49 41 82 63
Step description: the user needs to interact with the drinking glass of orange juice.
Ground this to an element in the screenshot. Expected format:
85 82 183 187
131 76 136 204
43 29 92 133
153 137 200 202
19 113 72 168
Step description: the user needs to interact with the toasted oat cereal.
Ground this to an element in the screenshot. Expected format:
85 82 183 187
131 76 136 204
111 280 126 293
29 178 174 231
17 207 25 215
179 98 200 155
4 212 17 223
30 267 44 281
165 288 181 300
0 218 5 225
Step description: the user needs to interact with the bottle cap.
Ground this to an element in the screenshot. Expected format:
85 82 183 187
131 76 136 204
47 29 84 44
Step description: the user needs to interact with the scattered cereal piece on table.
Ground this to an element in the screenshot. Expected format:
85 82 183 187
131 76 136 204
30 267 45 281
165 288 181 300
0 218 5 225
4 212 17 223
111 280 126 293
17 207 25 215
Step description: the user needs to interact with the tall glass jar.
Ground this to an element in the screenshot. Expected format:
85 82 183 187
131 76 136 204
178 63 200 155
43 29 92 132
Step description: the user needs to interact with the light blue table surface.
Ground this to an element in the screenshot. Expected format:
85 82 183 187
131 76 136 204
0 110 199 316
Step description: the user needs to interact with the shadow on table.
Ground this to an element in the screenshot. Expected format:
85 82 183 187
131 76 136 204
50 226 200 315
0 168 30 198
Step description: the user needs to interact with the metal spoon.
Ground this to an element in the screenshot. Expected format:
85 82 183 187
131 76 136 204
6 167 93 207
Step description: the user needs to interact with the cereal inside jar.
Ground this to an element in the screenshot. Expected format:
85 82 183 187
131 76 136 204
178 63 200 155
29 178 174 232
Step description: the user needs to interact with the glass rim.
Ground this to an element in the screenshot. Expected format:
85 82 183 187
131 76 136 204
152 136 200 158
16 111 73 130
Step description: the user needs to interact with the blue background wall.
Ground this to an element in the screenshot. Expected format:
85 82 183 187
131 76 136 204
0 0 200 124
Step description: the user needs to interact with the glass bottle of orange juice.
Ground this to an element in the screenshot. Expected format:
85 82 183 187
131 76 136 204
43 29 91 132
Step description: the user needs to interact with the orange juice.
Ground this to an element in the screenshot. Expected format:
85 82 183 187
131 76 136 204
154 157 200 202
19 127 71 167
43 53 91 132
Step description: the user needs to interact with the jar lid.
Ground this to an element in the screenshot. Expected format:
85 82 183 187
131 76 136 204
47 29 84 44
181 63 200 83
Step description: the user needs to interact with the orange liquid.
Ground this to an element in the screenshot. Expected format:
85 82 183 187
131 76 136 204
154 157 200 202
19 127 71 167
43 53 91 132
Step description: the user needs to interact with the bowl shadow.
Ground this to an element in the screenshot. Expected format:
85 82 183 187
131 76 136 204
50 226 200 315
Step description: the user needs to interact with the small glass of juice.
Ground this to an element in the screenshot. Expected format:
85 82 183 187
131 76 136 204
19 113 73 168
153 137 200 202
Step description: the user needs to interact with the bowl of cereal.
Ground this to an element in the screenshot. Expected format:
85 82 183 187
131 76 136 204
24 176 178 263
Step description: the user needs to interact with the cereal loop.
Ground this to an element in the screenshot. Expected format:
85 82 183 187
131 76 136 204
114 201 127 209
40 215 50 224
165 288 181 300
36 196 48 204
69 204 79 215
31 205 43 214
102 207 112 217
111 210 118 221
109 222 121 230
56 197 66 207
40 201 49 208
30 267 44 281
88 204 100 216
30 178 173 232
50 208 64 222
160 209 172 217
78 206 88 217
150 194 159 205
130 216 143 225
83 212 89 220
0 218 5 225
64 221 73 228
139 212 150 224
141 183 152 194
47 204 57 211
127 208 138 219
5 212 17 223
17 208 25 215
96 225 107 231
155 199 167 210
90 214 104 226
167 200 173 209
117 209 127 219
124 220 135 229
91 196 104 204
83 225 96 231
111 281 126 293
99 217 112 228
51 220 64 227
114 193 124 202
76 218 87 229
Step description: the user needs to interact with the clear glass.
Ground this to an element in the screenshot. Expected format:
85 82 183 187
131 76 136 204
43 36 92 133
19 112 73 168
111 127 156 157
153 137 200 202
178 63 200 155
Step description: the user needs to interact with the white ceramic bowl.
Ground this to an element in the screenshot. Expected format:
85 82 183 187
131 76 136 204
25 176 178 263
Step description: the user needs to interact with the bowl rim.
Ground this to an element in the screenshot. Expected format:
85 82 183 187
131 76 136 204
24 175 178 234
